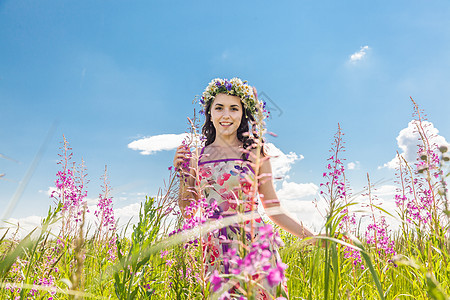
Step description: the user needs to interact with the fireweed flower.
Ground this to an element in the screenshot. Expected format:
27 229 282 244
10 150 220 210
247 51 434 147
166 259 174 267
210 270 223 292
25 275 57 299
394 110 448 228
175 140 191 179
93 167 117 261
218 224 287 290
320 125 364 269
365 217 396 257
169 197 219 240
160 250 168 258
267 262 288 287
400 101 449 228
343 247 363 269
218 291 231 300
95 193 116 232
52 136 89 236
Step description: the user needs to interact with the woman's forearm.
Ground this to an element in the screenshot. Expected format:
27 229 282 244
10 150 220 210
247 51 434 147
266 205 314 239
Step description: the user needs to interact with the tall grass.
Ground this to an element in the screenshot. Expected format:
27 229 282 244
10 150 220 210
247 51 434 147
0 99 449 299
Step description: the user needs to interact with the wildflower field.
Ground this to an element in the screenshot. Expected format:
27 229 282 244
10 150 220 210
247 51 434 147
1 100 449 300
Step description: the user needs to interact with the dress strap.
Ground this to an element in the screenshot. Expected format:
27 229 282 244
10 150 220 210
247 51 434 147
199 146 206 162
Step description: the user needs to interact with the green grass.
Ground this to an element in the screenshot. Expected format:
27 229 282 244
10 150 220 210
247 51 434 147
0 190 448 299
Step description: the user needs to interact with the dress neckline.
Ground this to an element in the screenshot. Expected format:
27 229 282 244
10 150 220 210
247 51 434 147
198 158 245 165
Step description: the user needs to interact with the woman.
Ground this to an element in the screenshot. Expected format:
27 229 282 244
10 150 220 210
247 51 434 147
173 78 314 299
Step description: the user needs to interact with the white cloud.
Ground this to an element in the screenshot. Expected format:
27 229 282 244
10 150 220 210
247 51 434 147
276 181 319 200
380 120 449 169
1 201 145 238
128 133 189 155
347 161 360 170
39 186 57 197
271 178 321 233
374 184 397 197
282 200 324 233
349 45 370 62
1 215 59 239
114 203 141 224
265 143 304 180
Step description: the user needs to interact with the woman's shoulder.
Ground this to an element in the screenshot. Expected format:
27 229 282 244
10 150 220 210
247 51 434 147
246 144 267 160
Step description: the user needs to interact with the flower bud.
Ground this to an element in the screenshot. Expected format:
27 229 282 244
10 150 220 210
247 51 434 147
420 152 428 161
417 165 428 173
442 153 450 162
439 145 448 153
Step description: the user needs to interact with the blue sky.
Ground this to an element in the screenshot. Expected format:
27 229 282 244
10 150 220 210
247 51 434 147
1 1 450 231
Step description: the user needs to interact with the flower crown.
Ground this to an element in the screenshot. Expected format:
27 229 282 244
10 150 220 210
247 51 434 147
199 77 264 118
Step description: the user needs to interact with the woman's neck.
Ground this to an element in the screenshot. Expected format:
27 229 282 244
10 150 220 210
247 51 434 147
211 134 241 148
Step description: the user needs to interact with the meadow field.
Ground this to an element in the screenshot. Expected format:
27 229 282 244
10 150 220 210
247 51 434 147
1 101 449 300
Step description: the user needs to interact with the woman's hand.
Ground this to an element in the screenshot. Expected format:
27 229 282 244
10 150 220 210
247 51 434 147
174 144 196 218
173 144 191 172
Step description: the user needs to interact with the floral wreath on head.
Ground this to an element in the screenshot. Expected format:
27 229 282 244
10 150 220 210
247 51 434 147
199 77 268 118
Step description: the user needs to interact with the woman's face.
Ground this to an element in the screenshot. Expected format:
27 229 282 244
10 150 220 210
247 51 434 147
210 93 243 138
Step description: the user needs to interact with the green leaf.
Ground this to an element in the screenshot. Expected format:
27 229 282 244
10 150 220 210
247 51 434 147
426 272 449 300
0 228 35 279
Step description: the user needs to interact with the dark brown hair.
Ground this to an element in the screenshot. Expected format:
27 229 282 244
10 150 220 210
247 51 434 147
201 93 266 160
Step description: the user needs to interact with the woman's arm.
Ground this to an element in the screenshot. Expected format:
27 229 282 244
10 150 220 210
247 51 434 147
257 155 315 239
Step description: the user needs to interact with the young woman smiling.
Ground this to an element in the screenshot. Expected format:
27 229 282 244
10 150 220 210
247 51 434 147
173 78 315 299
